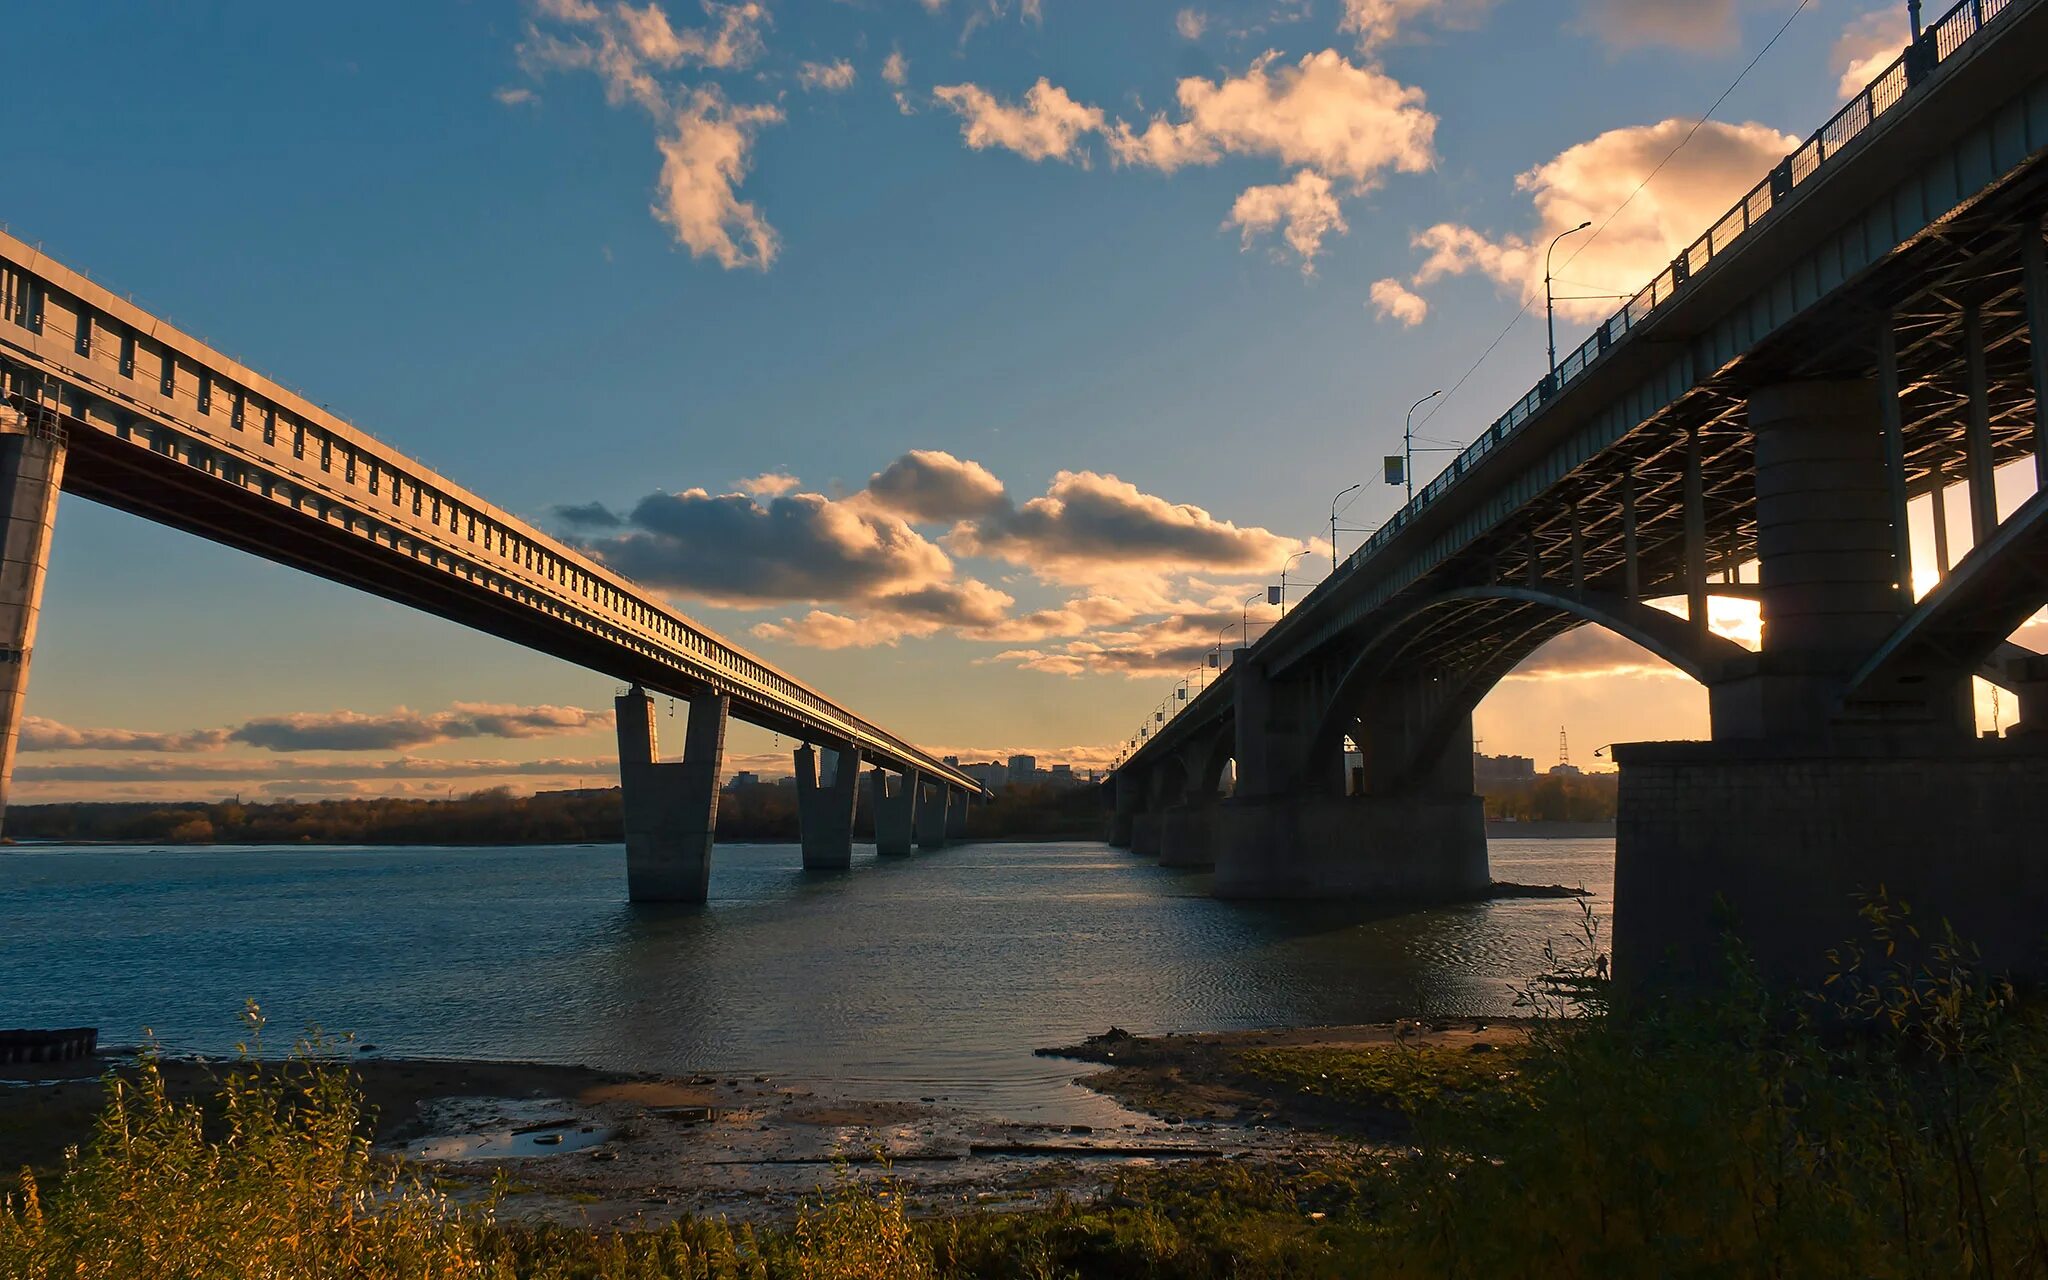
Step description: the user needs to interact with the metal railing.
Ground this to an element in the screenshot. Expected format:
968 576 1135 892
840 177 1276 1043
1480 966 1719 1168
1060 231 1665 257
1118 0 2020 772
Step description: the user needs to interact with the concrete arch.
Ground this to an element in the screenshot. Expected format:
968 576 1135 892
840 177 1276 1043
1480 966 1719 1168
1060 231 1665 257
1193 718 1236 798
1306 585 1753 791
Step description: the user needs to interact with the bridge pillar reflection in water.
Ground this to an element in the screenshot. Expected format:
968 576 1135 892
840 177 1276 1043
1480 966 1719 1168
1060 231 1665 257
0 407 64 833
870 767 919 856
794 742 861 871
615 687 726 903
1616 373 2048 988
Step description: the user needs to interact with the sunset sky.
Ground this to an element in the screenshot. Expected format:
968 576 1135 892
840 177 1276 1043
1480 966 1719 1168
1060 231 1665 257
8 0 2031 803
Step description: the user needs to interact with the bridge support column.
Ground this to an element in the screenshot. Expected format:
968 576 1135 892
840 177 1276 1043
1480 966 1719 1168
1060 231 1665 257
945 788 969 841
1157 803 1216 869
616 687 726 903
915 780 950 851
1618 378 2014 988
1214 662 1486 900
1108 772 1137 847
0 409 63 833
871 767 919 856
1710 378 1960 737
795 743 860 871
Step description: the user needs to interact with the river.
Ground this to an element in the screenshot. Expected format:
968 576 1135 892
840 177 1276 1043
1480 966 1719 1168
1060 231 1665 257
0 838 1610 1123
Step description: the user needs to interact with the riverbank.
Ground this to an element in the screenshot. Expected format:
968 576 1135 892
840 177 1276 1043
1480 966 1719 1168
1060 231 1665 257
1 1043 1349 1227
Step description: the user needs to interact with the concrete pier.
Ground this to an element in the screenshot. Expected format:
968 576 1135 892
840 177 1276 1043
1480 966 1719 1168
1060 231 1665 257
871 768 919 856
946 788 969 841
1211 794 1488 900
1108 772 1136 847
1157 804 1216 869
616 688 727 903
915 781 950 851
1130 810 1163 858
1614 740 2048 987
795 743 860 871
0 408 64 832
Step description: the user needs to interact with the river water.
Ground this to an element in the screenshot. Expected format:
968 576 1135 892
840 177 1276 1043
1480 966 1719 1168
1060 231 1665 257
0 838 1610 1122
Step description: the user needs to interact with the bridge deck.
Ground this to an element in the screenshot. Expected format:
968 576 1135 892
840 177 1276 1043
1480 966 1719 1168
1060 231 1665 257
0 231 981 795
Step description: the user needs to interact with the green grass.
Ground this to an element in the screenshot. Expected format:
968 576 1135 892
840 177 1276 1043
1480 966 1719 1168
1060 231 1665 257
1236 1041 1533 1120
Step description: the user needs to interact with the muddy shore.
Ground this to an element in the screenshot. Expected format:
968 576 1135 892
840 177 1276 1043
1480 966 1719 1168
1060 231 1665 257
1 1021 1524 1226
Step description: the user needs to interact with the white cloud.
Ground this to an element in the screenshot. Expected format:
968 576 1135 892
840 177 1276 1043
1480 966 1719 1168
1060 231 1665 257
522 1 784 270
494 86 539 106
1369 276 1428 325
798 58 857 92
1338 0 1495 52
1834 9 1905 98
952 470 1304 590
1106 50 1437 187
933 77 1107 164
881 49 910 86
1399 117 1798 323
865 450 1008 522
737 471 801 497
1228 170 1348 271
651 88 784 270
1175 8 1208 39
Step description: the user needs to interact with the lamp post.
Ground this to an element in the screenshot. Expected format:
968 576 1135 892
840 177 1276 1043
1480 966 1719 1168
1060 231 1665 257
1403 390 1442 503
1242 590 1262 646
1546 220 1593 377
1908 0 1923 38
1330 482 1361 573
1277 549 1310 613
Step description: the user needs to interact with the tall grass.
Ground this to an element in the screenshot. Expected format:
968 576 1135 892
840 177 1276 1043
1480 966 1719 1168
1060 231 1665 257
12 898 2048 1277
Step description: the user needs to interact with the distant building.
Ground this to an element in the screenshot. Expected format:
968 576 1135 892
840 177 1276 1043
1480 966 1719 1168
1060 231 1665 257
1046 763 1081 789
1007 754 1039 786
961 761 1007 789
1547 762 1584 778
1474 753 1537 786
942 755 960 767
727 771 763 790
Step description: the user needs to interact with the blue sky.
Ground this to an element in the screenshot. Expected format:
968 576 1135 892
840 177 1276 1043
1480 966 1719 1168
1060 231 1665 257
5 0 1968 801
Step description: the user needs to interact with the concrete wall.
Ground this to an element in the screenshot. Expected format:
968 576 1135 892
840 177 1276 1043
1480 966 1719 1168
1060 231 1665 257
1615 740 2048 988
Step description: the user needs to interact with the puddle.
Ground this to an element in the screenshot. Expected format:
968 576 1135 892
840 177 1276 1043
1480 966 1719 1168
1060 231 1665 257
404 1095 613 1161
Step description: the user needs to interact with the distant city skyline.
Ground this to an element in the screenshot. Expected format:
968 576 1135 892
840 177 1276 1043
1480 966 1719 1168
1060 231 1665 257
6 0 2039 804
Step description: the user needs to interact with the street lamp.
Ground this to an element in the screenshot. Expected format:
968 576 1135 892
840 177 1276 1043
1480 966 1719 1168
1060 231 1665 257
1546 220 1593 377
1403 390 1442 503
1242 590 1262 646
1276 549 1310 613
1330 482 1361 573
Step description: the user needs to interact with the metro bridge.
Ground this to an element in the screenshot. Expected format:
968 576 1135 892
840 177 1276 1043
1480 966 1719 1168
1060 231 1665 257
0 238 985 902
1109 0 2048 984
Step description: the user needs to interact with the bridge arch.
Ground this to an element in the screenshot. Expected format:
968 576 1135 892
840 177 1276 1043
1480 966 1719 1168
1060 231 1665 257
1303 585 1753 794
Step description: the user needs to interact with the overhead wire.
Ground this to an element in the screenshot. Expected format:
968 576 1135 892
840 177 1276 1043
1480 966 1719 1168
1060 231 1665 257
1413 0 1816 436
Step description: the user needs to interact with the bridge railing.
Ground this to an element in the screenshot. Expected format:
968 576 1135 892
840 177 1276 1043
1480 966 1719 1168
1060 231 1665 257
1325 0 2013 590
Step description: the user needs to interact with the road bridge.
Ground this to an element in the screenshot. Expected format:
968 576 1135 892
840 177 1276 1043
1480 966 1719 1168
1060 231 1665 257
1110 0 2048 985
0 237 984 902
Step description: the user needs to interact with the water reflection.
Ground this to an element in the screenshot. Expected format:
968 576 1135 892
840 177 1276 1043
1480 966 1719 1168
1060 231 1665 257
0 838 1609 1118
